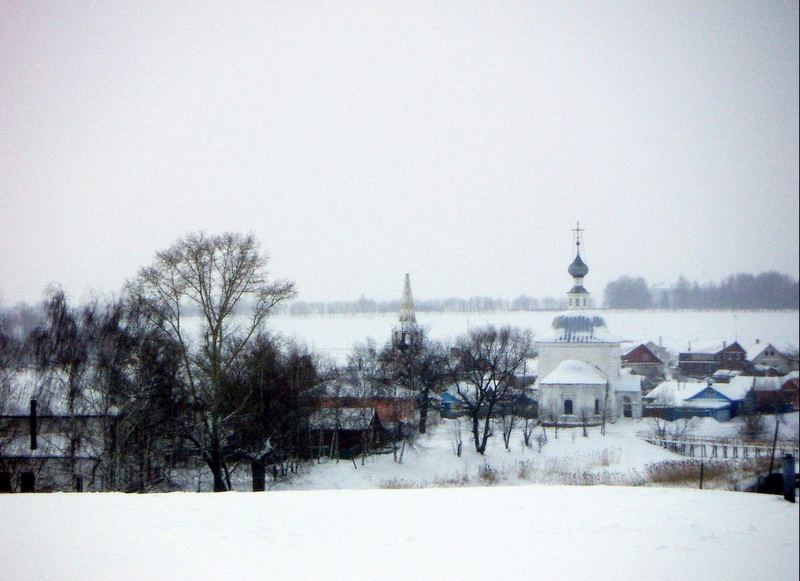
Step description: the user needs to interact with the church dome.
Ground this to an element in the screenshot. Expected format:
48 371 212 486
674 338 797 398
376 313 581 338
539 311 615 343
568 253 589 278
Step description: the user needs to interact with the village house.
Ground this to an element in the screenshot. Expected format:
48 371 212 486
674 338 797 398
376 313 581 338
308 275 422 458
0 369 117 492
643 378 754 422
621 343 666 383
780 371 800 411
677 341 747 378
749 371 799 413
744 340 799 375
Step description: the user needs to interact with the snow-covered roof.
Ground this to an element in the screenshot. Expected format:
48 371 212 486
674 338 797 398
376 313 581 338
1 369 116 417
674 400 731 411
621 343 639 356
645 381 704 403
744 341 797 359
613 373 643 393
720 375 776 397
682 340 742 354
744 342 768 360
537 310 618 344
711 369 741 379
1 433 104 459
783 371 799 382
539 360 607 386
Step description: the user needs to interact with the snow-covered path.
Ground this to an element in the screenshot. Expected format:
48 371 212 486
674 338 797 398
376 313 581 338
1 485 797 581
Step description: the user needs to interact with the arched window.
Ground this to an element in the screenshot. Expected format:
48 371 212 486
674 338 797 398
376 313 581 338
594 399 599 414
564 399 573 415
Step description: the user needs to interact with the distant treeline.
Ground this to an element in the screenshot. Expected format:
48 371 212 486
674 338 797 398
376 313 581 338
272 295 584 315
604 272 799 310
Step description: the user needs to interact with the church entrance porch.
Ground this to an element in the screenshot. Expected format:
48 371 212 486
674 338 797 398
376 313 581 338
623 397 632 418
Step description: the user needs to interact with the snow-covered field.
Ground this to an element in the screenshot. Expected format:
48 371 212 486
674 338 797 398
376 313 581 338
190 414 797 493
258 310 799 363
1 484 797 581
279 418 679 491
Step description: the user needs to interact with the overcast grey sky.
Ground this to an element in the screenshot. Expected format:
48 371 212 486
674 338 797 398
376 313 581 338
1 1 797 305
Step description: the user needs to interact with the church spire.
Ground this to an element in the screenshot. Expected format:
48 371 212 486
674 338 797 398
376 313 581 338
393 274 418 349
399 273 416 324
567 222 590 310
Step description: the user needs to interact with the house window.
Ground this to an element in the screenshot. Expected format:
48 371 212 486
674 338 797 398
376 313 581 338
583 298 586 306
569 298 573 306
564 399 573 415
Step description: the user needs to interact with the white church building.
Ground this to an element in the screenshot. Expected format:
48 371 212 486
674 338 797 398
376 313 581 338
536 227 643 423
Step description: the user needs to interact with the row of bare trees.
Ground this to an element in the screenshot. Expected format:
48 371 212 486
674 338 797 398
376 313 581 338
0 233 328 492
1 231 540 492
341 325 536 457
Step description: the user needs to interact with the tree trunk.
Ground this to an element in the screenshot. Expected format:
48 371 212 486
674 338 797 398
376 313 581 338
418 390 429 434
209 446 227 492
471 413 482 453
479 414 492 454
251 460 266 492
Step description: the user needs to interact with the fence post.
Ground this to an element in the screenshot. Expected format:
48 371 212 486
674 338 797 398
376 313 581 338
783 454 795 503
699 461 704 490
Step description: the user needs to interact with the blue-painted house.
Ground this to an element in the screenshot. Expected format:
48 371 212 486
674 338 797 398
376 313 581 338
644 378 755 422
685 380 754 419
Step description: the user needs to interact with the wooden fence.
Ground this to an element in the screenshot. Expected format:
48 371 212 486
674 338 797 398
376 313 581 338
637 432 800 461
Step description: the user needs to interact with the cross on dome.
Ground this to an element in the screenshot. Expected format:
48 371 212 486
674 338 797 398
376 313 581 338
571 221 584 249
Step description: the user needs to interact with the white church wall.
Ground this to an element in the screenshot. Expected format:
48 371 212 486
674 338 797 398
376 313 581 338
539 384 607 419
537 342 621 382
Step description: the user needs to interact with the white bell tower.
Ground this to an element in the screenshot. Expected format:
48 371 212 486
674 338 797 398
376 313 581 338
392 273 419 349
567 222 590 310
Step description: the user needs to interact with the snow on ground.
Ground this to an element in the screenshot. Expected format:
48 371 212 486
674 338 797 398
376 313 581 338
687 412 800 440
1 485 797 581
277 418 680 491
220 413 793 493
252 310 799 363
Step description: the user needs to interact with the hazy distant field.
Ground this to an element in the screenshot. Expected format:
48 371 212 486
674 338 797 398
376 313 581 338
247 310 800 363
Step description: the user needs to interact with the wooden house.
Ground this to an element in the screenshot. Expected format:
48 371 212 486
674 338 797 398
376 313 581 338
621 343 665 381
0 369 117 492
678 341 747 378
745 341 799 375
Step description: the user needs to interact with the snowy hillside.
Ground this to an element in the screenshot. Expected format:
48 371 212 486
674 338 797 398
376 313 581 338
2 485 797 581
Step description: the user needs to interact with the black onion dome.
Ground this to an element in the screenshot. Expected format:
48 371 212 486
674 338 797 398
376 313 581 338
568 252 589 278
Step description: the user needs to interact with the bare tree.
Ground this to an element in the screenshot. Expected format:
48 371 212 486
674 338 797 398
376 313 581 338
739 408 765 440
129 232 295 491
225 335 321 490
450 418 463 457
539 395 564 439
343 340 387 465
521 417 536 448
448 326 533 454
379 329 449 434
579 406 592 437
